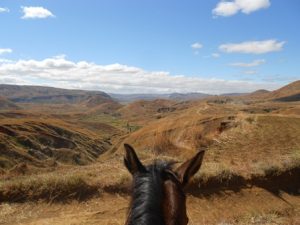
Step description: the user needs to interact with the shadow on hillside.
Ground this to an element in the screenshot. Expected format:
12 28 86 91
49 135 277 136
1 166 299 203
187 167 300 199
275 94 300 102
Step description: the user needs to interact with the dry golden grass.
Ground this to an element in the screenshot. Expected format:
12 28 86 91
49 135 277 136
0 173 96 202
0 113 125 169
1 85 300 224
118 99 177 125
206 115 300 177
1 101 300 203
1 185 299 225
0 156 130 202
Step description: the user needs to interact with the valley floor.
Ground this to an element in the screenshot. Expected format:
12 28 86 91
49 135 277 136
1 82 300 225
1 186 299 225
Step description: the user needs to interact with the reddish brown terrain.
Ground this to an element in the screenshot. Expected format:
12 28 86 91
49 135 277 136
0 81 300 225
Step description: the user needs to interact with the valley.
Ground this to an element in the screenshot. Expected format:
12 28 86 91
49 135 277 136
0 81 300 224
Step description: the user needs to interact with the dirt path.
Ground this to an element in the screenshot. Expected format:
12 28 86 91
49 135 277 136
1 187 299 225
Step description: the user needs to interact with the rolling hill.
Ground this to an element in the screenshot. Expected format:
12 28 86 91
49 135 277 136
270 80 300 101
118 99 177 125
0 96 21 110
0 84 112 105
110 92 211 103
0 81 300 225
244 80 300 101
0 115 112 170
245 89 271 99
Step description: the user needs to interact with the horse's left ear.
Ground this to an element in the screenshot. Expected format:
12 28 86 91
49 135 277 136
124 143 146 175
175 150 205 187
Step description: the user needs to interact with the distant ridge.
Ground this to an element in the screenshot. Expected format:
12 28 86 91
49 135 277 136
246 89 271 99
269 80 300 101
220 93 247 97
0 84 113 105
168 92 211 101
0 96 20 110
110 92 211 102
109 93 167 103
1 80 299 105
244 80 300 101
251 89 270 95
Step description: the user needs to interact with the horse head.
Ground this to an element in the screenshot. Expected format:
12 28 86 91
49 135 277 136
124 143 205 225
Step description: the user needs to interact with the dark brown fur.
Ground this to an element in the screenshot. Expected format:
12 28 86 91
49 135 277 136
124 144 205 225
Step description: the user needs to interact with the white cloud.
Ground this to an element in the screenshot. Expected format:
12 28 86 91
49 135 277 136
230 59 265 67
21 6 54 19
236 0 271 14
191 42 203 49
0 7 9 13
213 2 239 17
219 39 285 54
0 48 12 55
191 43 203 55
212 53 221 58
213 0 271 17
0 56 281 94
0 58 14 64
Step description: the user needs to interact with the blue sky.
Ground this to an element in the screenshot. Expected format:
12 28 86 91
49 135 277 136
0 0 299 94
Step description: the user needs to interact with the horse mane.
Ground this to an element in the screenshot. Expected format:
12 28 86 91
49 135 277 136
126 160 172 225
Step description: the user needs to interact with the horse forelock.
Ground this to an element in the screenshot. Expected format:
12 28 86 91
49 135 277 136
126 161 172 225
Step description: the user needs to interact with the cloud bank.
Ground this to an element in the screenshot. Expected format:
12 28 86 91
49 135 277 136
21 6 54 19
213 0 271 17
219 40 285 54
0 48 12 55
0 56 281 94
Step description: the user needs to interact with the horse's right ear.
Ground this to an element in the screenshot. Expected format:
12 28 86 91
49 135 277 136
124 144 146 175
175 150 205 187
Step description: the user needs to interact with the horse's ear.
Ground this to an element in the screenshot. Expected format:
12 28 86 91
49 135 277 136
175 150 205 187
124 143 146 175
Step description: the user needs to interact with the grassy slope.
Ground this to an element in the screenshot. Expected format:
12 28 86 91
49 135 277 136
1 81 300 224
0 116 112 169
204 114 300 177
0 99 300 224
0 97 20 110
1 101 299 202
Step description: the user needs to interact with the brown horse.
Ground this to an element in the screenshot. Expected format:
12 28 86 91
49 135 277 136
123 143 205 225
